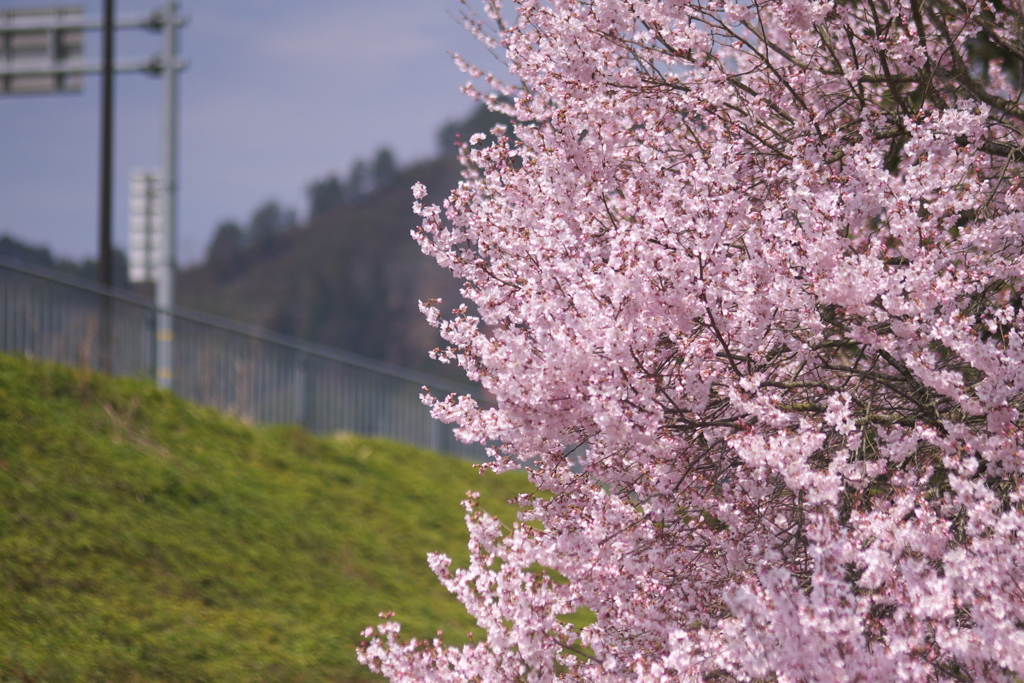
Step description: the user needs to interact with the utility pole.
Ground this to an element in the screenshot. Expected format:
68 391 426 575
98 0 115 372
0 3 187 386
155 0 180 390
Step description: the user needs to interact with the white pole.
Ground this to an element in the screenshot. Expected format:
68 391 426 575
155 0 178 390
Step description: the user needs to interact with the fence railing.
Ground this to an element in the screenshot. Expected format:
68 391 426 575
0 257 485 459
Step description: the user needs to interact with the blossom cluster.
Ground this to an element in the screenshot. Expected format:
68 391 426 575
361 0 1024 680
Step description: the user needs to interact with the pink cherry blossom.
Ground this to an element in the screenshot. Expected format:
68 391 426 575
360 0 1024 680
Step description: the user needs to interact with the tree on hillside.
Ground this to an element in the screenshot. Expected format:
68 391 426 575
372 148 399 191
206 221 246 282
248 201 294 257
307 174 347 219
348 160 372 200
0 236 55 269
306 149 398 221
360 0 1024 680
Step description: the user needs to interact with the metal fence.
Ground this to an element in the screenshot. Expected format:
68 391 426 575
0 257 485 459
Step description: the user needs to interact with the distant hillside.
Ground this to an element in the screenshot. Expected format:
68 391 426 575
178 105 511 379
178 154 465 377
0 353 525 681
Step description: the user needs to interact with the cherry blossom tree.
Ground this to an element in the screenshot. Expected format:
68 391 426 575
359 0 1024 679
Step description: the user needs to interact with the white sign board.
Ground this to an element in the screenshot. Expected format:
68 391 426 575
0 6 84 94
128 169 163 283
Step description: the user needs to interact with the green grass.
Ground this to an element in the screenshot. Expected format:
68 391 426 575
0 353 526 682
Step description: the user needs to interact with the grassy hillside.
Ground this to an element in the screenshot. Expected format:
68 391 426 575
0 353 526 682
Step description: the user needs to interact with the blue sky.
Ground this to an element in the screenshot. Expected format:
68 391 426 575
0 0 502 264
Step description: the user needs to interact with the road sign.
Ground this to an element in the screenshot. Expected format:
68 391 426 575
128 169 163 283
0 6 84 94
